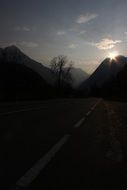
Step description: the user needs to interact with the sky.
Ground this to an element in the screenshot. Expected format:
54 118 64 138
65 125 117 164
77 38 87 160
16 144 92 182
1 0 127 73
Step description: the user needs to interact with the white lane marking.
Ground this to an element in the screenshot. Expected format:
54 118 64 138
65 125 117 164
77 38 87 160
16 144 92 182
11 134 70 190
74 117 85 128
90 99 101 111
0 107 48 116
86 111 91 116
11 99 102 189
74 99 101 129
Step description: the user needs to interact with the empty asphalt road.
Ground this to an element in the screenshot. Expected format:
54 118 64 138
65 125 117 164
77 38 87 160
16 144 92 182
0 98 127 190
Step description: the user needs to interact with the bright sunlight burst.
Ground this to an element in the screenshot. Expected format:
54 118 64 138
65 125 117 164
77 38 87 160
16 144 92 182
108 51 119 60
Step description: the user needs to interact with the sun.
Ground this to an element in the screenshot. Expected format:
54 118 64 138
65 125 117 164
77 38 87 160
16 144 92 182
108 51 119 60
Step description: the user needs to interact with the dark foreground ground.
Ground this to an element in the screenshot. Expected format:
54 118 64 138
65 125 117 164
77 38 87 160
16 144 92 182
0 98 127 190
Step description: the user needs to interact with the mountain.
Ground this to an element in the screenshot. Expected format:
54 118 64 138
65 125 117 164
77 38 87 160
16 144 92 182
80 55 127 95
0 46 90 99
0 46 53 101
0 46 88 87
0 46 54 85
99 62 127 99
70 68 89 88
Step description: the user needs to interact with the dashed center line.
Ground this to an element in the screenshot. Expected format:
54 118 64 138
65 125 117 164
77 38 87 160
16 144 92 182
74 99 101 128
11 99 101 190
11 134 70 190
86 110 91 116
74 117 85 128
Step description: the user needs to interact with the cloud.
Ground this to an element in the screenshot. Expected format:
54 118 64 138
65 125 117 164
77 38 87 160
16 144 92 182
76 13 97 24
91 38 122 50
57 31 66 35
79 30 86 35
23 27 31 32
19 41 38 48
68 44 77 49
14 26 31 32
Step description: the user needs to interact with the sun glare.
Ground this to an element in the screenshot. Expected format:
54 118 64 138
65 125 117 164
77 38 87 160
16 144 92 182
108 51 118 60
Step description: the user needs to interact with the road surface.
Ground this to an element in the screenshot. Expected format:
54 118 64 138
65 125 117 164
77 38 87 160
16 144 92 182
0 98 127 190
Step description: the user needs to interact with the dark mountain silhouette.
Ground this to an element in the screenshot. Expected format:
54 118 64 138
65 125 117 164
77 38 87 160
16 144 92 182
97 62 127 100
80 55 127 96
0 46 53 101
0 46 88 87
0 45 91 100
0 46 55 85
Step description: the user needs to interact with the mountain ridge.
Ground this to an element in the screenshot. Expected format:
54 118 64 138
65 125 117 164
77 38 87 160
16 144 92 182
0 46 88 87
80 55 127 97
0 45 55 85
81 56 127 87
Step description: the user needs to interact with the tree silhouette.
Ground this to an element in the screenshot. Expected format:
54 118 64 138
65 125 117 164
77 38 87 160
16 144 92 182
50 55 73 89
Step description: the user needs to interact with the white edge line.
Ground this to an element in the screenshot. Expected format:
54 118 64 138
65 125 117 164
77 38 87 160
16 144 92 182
0 107 48 116
11 134 70 190
1 99 102 116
